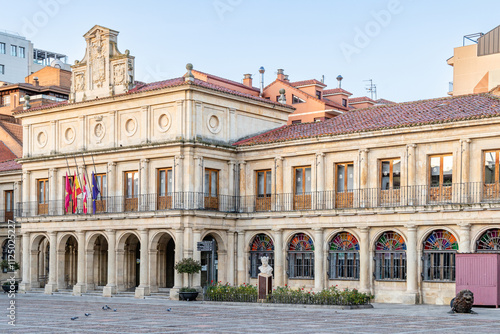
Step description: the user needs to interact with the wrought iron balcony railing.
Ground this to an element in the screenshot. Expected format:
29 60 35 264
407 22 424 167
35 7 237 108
14 182 500 218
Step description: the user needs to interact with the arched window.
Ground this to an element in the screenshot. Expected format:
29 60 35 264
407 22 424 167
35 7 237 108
423 229 458 281
477 229 500 252
249 234 274 278
288 233 314 279
375 231 406 280
328 232 359 280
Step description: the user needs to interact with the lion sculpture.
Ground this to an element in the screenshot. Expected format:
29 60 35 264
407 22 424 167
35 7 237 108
450 289 475 314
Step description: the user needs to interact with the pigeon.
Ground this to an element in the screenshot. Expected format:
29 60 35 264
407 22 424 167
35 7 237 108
113 309 117 312
167 308 172 312
71 317 79 321
85 313 91 317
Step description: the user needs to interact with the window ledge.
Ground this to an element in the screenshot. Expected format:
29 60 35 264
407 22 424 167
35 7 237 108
328 278 360 281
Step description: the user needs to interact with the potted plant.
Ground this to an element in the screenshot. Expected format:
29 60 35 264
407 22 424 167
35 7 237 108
0 260 19 273
2 281 18 293
174 258 202 301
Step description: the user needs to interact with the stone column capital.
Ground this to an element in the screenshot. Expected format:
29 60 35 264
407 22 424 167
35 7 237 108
239 161 246 166
315 152 325 158
23 170 31 175
359 148 370 154
49 168 58 173
141 158 149 164
357 226 370 233
406 143 417 149
107 162 116 168
312 227 324 232
227 160 237 166
459 223 471 230
105 229 116 234
274 156 283 162
460 138 471 144
405 224 417 232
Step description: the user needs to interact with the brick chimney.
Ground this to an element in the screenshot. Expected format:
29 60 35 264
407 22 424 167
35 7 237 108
277 69 285 81
243 74 252 87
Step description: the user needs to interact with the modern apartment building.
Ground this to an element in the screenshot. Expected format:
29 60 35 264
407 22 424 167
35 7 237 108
0 30 69 84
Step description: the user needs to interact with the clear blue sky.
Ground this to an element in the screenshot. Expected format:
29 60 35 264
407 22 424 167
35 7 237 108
3 0 500 102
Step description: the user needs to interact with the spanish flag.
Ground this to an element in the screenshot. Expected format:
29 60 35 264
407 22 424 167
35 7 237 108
74 172 82 196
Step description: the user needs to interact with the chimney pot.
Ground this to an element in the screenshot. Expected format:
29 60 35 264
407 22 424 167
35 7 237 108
243 74 253 87
277 69 285 81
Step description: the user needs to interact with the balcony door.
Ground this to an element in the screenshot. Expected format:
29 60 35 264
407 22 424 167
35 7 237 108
429 155 453 202
380 159 401 206
484 150 500 201
157 168 173 210
204 169 219 210
38 179 49 215
294 166 311 210
256 170 272 211
94 174 107 213
336 163 353 208
124 171 139 211
4 190 13 221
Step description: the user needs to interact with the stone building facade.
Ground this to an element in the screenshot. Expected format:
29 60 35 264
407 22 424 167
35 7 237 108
10 25 500 305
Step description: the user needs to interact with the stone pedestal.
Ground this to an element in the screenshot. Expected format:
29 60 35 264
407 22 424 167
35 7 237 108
102 285 116 297
135 286 150 299
258 273 272 301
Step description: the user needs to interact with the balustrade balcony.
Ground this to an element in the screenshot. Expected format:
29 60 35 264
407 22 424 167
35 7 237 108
14 182 500 218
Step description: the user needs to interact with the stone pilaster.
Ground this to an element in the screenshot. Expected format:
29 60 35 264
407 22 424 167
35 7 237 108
236 230 246 285
404 225 418 304
273 228 284 287
406 144 417 204
103 229 117 297
172 228 184 299
135 228 150 298
316 153 325 209
459 223 471 253
192 229 202 289
226 230 235 286
358 227 370 294
19 232 31 293
313 228 324 291
73 230 87 295
45 232 58 294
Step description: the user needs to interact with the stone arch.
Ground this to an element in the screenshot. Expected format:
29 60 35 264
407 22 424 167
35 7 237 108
149 230 176 292
369 228 407 252
417 226 459 253
86 232 109 290
30 233 50 288
325 228 361 251
56 233 78 289
247 232 275 279
245 231 275 253
200 231 226 286
116 231 141 292
474 227 500 252
472 226 500 251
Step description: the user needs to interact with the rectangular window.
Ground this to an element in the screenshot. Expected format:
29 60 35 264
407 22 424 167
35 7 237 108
429 154 453 202
124 171 138 212
483 150 500 201
10 45 16 57
342 98 347 107
93 173 107 213
380 159 401 189
291 120 301 124
375 252 406 280
0 65 4 75
380 159 401 206
336 162 354 208
204 169 219 210
255 170 272 211
289 252 314 279
314 117 323 122
4 190 13 221
329 252 359 280
157 168 173 210
19 47 25 58
484 151 499 184
423 252 455 282
38 178 49 215
316 90 321 99
294 166 311 210
0 43 5 54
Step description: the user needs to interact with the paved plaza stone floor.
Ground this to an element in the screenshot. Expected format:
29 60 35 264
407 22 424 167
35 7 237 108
1 293 500 333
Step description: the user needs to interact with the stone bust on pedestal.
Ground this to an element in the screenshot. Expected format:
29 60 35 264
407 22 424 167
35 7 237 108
258 256 273 276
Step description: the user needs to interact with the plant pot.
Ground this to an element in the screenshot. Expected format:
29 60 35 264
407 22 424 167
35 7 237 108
179 291 199 301
2 284 18 293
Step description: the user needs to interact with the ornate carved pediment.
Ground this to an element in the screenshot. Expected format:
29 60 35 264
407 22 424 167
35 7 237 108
70 25 135 103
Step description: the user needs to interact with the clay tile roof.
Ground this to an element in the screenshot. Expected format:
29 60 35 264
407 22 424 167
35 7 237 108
290 79 327 87
323 88 353 96
0 159 21 172
348 96 376 104
376 98 396 105
0 142 17 163
192 70 260 92
15 77 294 114
0 121 23 145
233 94 500 146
